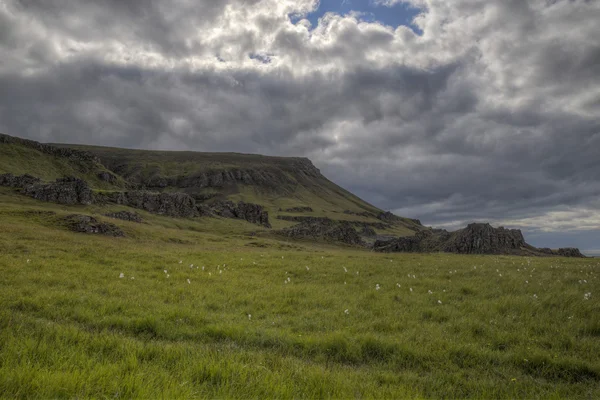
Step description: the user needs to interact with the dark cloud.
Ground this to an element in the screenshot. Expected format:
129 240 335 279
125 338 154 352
1 0 599 246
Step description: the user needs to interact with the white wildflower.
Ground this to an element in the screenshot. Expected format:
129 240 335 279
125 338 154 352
248 314 252 320
187 279 191 284
306 266 310 271
375 284 381 290
119 273 125 278
179 260 182 264
428 290 433 295
344 309 349 315
343 267 348 273
409 288 413 292
584 292 592 300
164 269 168 274
438 300 442 304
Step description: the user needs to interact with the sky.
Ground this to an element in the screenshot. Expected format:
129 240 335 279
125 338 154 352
1 0 600 254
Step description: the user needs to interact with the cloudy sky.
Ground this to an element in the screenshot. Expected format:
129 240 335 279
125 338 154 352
1 0 600 253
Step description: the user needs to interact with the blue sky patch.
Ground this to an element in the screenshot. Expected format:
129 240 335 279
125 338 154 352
292 0 422 34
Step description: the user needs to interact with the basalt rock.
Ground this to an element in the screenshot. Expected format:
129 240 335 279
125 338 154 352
104 211 142 223
210 200 271 227
373 223 584 257
63 214 124 236
443 223 525 254
279 218 364 246
105 191 198 218
556 248 586 258
0 173 40 187
23 177 93 205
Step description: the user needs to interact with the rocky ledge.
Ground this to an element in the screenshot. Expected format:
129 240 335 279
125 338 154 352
374 223 585 257
2 174 271 227
210 200 271 228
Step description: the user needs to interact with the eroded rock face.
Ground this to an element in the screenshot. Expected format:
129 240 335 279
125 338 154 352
0 173 40 187
106 191 198 218
279 218 364 246
104 211 142 223
444 223 525 254
211 200 271 227
23 177 93 205
63 214 124 236
374 224 525 254
556 248 585 258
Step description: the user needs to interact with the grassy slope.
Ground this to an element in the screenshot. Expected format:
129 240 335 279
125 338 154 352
0 143 124 190
54 143 421 235
1 187 599 398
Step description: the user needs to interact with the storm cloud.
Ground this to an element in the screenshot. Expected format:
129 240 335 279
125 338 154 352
1 0 599 249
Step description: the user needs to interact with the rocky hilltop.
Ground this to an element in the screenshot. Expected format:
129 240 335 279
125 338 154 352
373 223 585 257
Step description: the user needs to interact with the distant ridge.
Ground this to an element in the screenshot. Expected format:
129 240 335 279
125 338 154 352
0 132 586 256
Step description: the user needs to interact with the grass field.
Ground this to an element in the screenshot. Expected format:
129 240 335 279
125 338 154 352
1 188 599 398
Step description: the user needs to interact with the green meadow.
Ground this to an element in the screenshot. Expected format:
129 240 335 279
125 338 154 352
1 188 599 399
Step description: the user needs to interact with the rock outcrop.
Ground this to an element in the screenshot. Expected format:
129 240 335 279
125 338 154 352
444 223 525 254
555 248 586 258
0 173 40 187
23 177 94 205
102 191 199 218
104 211 142 223
63 214 124 236
210 200 271 227
279 218 364 246
374 223 585 257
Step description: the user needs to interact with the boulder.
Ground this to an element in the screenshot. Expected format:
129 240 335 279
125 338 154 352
63 214 124 236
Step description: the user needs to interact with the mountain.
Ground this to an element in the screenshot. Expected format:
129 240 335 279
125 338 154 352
0 132 584 257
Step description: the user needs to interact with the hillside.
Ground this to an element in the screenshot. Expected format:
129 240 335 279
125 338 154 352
0 132 585 256
52 143 422 233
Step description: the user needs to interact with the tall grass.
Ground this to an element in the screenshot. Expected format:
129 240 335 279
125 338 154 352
0 190 599 398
